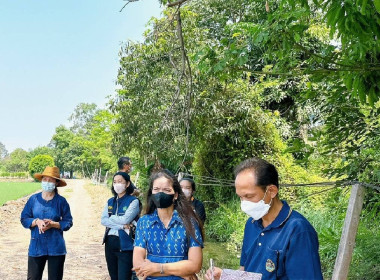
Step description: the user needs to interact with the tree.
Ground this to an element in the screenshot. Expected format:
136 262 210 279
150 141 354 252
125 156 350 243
28 146 54 161
69 103 99 135
50 108 116 178
4 148 29 172
0 142 8 159
187 0 380 180
112 2 379 277
50 125 75 173
29 155 55 179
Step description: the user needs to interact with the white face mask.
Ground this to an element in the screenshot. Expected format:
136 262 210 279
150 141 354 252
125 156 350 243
240 189 272 220
113 183 126 194
41 181 56 192
182 189 192 198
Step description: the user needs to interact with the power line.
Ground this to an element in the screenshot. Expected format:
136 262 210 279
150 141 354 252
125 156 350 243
179 172 380 191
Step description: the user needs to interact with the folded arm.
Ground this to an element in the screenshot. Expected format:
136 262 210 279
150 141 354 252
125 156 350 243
133 246 202 278
101 204 124 230
109 199 139 225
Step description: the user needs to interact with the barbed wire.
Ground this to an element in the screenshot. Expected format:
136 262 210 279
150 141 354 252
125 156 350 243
179 172 380 192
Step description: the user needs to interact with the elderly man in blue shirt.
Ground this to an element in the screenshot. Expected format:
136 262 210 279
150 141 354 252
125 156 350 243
206 157 323 280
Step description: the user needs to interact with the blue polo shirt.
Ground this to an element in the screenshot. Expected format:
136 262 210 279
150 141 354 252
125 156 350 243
134 209 203 280
240 200 322 280
20 192 73 257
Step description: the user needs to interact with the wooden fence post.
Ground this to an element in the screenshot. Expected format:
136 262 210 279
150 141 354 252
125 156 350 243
134 172 140 188
332 184 365 280
98 168 102 185
178 172 184 181
104 171 109 185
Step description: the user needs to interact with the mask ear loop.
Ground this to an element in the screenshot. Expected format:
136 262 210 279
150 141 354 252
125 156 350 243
263 187 273 206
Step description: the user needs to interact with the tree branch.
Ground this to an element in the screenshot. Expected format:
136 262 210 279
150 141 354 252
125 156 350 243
167 0 190 7
119 0 139 12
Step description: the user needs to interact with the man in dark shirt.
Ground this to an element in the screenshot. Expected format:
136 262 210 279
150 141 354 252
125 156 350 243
179 177 206 223
205 157 323 280
118 156 139 196
118 156 133 173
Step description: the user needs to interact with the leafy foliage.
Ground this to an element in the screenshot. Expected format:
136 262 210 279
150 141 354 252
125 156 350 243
2 148 29 172
27 146 54 161
69 103 99 135
50 105 117 177
28 154 55 179
0 142 8 159
111 0 379 277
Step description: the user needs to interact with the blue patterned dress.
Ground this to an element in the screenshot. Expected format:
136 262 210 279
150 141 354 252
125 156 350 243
134 209 203 279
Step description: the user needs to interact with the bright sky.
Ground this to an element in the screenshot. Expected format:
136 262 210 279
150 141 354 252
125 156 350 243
0 0 161 153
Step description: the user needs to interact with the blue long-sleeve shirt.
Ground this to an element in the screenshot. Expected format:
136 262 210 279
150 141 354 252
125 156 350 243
20 192 73 257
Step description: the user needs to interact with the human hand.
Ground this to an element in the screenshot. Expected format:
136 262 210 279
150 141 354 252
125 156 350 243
132 259 159 279
42 220 52 232
123 224 131 230
205 266 222 280
36 219 46 234
132 189 140 197
41 219 57 232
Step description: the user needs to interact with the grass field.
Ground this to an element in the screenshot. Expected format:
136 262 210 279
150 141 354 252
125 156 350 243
0 182 40 205
201 240 241 274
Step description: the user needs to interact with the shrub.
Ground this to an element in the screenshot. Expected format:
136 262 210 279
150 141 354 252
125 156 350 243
205 197 247 250
0 171 28 178
28 155 55 180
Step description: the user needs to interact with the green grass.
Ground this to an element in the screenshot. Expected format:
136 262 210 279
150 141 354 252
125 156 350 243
0 182 40 205
201 240 241 273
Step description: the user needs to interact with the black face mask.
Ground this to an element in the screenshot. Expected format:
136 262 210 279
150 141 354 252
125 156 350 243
151 192 175 208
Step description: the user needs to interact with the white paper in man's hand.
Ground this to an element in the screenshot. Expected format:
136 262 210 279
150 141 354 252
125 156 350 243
220 269 262 280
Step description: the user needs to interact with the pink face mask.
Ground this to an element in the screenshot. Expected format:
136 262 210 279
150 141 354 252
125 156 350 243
113 183 126 194
182 189 192 198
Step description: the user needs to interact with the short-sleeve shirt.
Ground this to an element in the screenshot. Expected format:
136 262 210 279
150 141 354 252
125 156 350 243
240 200 323 279
134 209 203 280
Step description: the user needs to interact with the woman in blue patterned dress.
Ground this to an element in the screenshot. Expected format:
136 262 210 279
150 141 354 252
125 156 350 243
133 169 204 280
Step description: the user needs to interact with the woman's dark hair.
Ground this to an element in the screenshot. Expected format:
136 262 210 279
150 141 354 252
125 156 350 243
234 157 279 191
179 177 196 191
111 172 132 197
145 169 204 244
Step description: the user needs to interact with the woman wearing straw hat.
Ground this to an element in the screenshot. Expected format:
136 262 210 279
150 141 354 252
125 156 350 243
20 166 73 280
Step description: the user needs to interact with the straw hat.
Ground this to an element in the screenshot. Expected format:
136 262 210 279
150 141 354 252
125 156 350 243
34 166 67 187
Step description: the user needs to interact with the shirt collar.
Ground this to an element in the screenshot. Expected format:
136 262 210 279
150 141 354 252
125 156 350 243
116 194 130 201
257 200 292 230
38 192 58 203
148 209 182 227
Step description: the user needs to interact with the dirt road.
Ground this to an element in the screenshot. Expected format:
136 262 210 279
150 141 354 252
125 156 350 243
0 179 111 280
